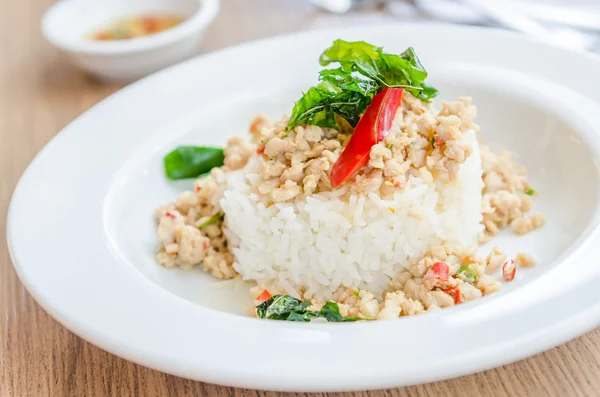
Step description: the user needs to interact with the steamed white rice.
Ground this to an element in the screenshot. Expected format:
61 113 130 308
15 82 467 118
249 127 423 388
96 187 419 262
220 131 483 299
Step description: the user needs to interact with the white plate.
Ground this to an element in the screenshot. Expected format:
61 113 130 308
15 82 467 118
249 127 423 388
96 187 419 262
7 24 600 392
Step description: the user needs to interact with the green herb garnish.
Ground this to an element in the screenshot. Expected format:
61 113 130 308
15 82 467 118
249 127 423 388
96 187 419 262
319 41 436 99
256 294 362 322
287 40 438 131
163 146 224 180
256 295 315 322
287 77 378 130
353 290 360 297
199 213 224 229
431 136 436 149
525 188 535 196
319 301 362 322
457 265 477 283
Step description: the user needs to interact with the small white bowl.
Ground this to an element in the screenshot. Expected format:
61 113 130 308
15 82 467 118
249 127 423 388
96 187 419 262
42 0 219 82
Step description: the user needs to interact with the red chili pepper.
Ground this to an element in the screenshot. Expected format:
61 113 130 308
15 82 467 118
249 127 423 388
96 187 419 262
443 287 462 304
256 289 272 304
426 261 450 283
502 259 516 281
256 145 265 155
165 211 176 220
330 88 404 187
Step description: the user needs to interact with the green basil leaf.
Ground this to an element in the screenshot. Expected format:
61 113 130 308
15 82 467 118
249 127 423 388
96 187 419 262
286 311 315 322
319 40 438 100
418 81 439 101
288 87 338 130
287 83 375 130
319 301 361 322
256 295 314 321
288 39 438 131
163 146 224 180
319 69 379 96
256 295 362 322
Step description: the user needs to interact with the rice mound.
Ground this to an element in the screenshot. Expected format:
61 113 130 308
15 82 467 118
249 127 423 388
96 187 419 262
220 131 482 299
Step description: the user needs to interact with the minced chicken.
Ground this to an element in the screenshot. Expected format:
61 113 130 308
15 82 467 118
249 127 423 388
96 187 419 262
252 93 477 203
479 144 545 242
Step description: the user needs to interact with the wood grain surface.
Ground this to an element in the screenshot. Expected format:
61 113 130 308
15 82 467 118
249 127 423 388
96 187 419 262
2 1 600 396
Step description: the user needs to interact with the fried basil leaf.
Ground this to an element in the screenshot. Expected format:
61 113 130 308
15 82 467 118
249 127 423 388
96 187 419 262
163 146 224 180
288 40 438 131
256 295 362 322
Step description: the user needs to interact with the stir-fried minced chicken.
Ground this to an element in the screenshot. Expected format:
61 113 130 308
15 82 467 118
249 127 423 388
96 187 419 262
251 93 478 202
155 92 544 319
479 144 546 242
154 137 253 278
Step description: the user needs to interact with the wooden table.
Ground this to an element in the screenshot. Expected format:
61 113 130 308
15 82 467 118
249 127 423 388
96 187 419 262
2 1 600 396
